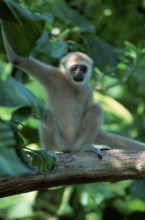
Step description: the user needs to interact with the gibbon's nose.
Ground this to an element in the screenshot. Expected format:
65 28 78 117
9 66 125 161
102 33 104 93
73 73 84 82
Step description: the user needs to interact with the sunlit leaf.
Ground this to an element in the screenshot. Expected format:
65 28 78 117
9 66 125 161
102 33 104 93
94 91 133 124
26 149 57 175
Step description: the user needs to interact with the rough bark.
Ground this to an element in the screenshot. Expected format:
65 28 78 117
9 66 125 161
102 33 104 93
1 150 145 198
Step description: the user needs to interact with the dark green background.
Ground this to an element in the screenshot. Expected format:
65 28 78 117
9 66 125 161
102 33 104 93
0 0 145 219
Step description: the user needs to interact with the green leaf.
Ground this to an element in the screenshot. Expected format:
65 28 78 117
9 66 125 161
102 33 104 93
26 149 57 176
0 147 32 176
47 0 95 32
31 154 43 172
47 0 73 24
17 149 30 166
51 40 68 58
0 121 16 148
12 106 32 121
114 197 145 214
0 76 43 117
37 150 53 175
70 10 95 33
0 0 45 56
40 12 54 25
87 35 118 71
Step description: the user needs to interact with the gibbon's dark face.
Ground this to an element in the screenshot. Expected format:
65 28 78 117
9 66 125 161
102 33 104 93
70 64 88 82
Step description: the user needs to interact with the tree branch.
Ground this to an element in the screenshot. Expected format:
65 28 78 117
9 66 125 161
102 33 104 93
1 150 145 198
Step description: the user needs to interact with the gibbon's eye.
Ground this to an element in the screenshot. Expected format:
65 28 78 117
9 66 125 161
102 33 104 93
80 65 87 72
71 65 79 72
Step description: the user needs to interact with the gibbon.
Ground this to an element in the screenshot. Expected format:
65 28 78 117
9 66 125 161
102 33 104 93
1 27 145 159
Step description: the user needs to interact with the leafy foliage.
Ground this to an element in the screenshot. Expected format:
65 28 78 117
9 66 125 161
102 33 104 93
0 0 145 219
0 0 45 55
26 149 58 175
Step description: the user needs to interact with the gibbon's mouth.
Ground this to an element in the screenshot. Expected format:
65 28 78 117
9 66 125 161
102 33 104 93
73 75 84 82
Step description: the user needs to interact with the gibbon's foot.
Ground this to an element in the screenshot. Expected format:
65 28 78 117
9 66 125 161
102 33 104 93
91 144 111 159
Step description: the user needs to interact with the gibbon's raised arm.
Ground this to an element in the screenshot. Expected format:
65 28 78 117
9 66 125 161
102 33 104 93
1 25 57 84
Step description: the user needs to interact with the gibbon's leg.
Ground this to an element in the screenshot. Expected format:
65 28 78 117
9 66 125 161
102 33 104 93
74 104 110 159
39 109 71 158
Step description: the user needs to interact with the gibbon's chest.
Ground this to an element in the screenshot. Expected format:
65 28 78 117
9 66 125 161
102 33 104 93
46 80 91 113
45 83 91 139
48 86 87 116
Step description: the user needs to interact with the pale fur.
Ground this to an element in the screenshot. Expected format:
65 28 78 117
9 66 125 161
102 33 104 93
2 26 145 157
